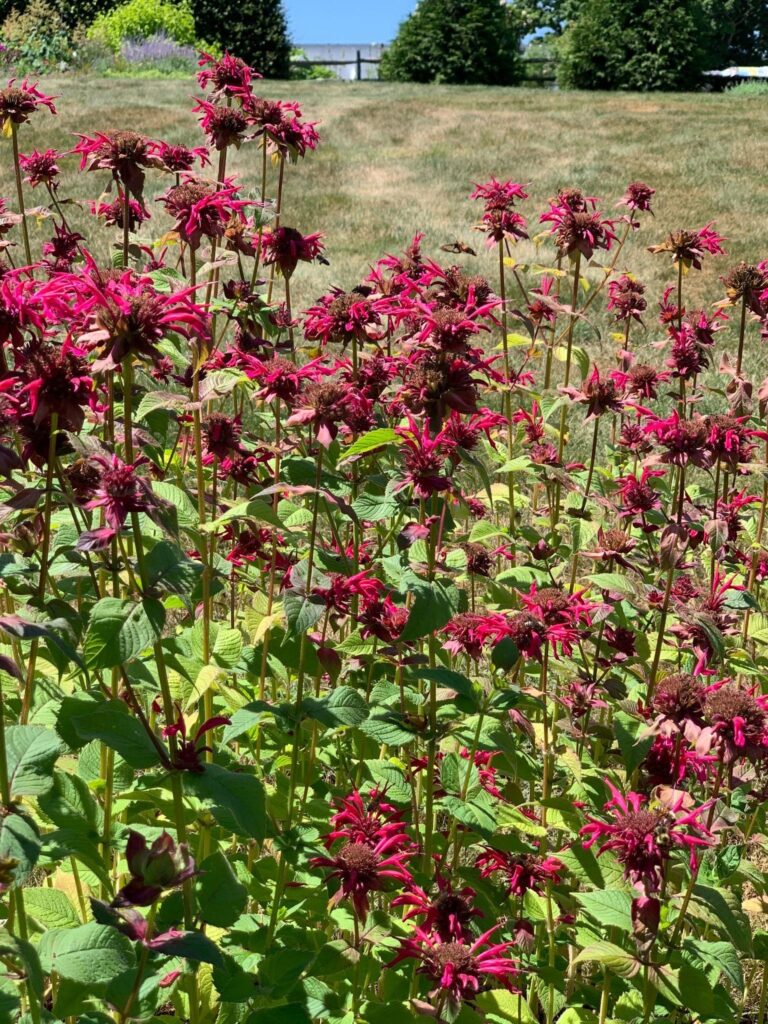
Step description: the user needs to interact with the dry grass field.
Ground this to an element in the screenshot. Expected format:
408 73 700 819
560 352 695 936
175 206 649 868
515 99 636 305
3 77 768 351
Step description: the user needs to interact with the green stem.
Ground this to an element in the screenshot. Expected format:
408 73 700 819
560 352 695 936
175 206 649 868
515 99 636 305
21 412 58 724
10 122 32 267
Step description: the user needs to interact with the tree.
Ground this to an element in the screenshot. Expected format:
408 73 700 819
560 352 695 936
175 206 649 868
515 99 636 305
379 0 523 86
557 0 710 91
192 0 291 78
700 0 768 67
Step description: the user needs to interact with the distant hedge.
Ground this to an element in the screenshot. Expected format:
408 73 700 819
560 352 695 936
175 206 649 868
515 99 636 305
380 0 523 86
0 0 119 29
557 0 710 91
192 0 291 78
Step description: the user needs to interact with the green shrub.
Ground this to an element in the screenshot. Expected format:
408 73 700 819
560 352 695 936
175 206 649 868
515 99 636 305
191 0 291 78
379 0 523 86
0 0 120 29
88 0 197 51
727 79 768 96
557 0 710 91
1 0 73 72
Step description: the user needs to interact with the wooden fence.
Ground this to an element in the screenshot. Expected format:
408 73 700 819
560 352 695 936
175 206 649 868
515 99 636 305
291 51 557 84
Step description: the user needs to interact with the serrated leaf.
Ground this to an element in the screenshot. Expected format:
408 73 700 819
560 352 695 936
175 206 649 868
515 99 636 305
213 626 243 667
359 713 417 747
145 541 203 598
302 686 369 727
441 792 497 835
0 809 40 885
398 579 464 642
365 760 411 804
24 887 80 929
135 391 188 421
83 598 165 669
5 725 64 797
351 493 401 521
38 770 103 836
203 498 283 532
57 697 161 770
340 428 399 461
573 941 639 978
183 764 265 840
38 923 135 987
575 889 632 932
497 804 547 836
283 591 326 635
197 850 247 928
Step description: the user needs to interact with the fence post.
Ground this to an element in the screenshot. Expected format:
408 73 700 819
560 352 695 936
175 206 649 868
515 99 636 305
356 49 362 81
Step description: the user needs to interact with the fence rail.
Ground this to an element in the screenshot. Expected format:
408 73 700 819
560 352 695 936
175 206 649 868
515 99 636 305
291 50 557 83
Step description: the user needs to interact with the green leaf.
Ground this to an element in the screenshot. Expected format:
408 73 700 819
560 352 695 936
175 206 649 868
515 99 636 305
575 889 632 932
153 929 225 966
497 804 547 837
586 573 641 598
689 884 752 953
24 888 80 929
573 941 640 978
38 923 135 987
197 850 248 928
0 809 40 886
145 541 203 598
57 696 161 770
476 990 538 1024
83 598 165 669
684 938 743 990
491 637 520 671
407 666 475 701
151 481 198 529
283 591 326 635
203 498 283 532
5 726 64 797
441 792 496 836
183 764 266 840
398 579 463 642
39 770 103 836
365 761 411 804
440 752 478 797
613 712 653 778
213 626 244 667
135 390 187 421
303 686 369 727
350 493 401 521
0 929 43 998
339 428 399 461
358 712 417 747
247 1006 312 1024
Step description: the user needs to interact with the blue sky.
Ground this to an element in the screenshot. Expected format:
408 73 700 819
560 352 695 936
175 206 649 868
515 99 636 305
285 0 415 43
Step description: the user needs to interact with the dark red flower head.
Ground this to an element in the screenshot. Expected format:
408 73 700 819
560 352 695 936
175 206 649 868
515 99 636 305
18 148 60 188
0 79 57 125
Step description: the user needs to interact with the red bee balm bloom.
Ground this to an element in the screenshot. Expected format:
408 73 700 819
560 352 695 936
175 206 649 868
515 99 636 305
580 784 712 893
311 833 414 920
73 130 166 200
648 224 726 270
197 51 258 100
0 79 56 125
18 148 60 188
86 455 157 529
389 925 519 1017
476 847 563 896
259 226 326 278
393 871 481 941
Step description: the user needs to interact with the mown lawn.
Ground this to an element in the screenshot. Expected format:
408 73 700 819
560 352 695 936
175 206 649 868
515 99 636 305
4 77 768 350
